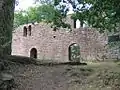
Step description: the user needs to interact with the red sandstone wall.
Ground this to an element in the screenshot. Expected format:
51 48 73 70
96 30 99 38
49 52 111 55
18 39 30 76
12 23 108 62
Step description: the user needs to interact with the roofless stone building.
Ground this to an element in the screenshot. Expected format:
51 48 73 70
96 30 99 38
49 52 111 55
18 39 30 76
12 15 108 62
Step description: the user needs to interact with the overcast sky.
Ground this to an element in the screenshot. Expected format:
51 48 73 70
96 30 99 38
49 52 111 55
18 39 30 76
15 0 34 11
15 0 74 14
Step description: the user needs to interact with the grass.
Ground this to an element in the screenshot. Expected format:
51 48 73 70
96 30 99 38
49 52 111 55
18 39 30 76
67 62 120 90
3 55 120 90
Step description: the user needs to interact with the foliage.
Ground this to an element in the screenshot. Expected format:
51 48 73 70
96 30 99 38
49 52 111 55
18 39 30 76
14 11 28 28
53 0 120 32
69 44 80 62
14 5 55 27
14 0 71 28
15 0 120 32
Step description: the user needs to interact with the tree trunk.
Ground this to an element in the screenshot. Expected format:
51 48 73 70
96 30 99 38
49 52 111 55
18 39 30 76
0 0 15 57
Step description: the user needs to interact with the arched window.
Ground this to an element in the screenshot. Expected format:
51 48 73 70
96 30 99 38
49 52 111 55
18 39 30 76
30 48 37 59
23 26 27 37
28 25 32 36
73 19 76 28
68 43 80 62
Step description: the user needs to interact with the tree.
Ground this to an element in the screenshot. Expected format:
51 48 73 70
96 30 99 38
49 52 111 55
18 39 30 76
0 0 15 57
14 11 28 28
27 4 55 23
14 5 55 27
14 3 70 28
54 0 120 33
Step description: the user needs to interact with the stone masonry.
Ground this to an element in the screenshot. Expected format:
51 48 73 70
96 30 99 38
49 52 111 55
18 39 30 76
12 17 108 62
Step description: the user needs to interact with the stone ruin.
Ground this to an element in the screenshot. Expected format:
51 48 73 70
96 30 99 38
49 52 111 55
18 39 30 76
12 15 108 62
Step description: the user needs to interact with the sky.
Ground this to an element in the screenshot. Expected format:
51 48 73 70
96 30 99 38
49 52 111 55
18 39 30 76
15 0 74 14
15 0 35 11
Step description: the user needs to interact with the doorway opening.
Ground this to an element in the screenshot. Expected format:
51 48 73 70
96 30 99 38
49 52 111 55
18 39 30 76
69 43 80 62
30 48 37 59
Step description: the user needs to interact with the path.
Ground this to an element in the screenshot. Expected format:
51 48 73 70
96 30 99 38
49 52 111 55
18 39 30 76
10 64 75 90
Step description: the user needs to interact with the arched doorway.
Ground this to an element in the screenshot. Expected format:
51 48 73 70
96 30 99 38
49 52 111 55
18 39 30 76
69 43 80 62
30 48 37 59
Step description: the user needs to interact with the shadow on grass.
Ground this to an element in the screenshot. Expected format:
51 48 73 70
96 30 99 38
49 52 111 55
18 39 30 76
3 55 87 66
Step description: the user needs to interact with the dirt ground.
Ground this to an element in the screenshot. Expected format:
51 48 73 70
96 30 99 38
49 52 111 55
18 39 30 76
6 61 120 90
13 65 71 90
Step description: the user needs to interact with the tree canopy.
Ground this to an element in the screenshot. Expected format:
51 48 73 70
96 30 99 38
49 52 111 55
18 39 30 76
14 0 71 28
54 0 120 33
14 5 55 27
15 0 120 33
